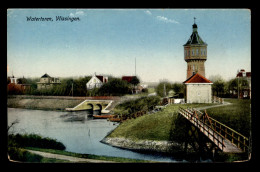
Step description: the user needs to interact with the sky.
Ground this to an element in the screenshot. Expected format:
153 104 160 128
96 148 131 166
7 9 251 83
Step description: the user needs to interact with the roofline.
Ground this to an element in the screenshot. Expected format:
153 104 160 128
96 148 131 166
183 73 213 84
185 83 213 85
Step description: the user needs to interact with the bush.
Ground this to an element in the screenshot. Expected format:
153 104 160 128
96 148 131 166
8 133 66 150
8 147 43 162
113 96 161 117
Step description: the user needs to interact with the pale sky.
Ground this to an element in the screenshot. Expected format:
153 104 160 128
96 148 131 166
7 9 251 82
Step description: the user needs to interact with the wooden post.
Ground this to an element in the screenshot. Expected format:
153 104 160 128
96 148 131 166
243 138 246 152
232 132 234 143
238 136 240 148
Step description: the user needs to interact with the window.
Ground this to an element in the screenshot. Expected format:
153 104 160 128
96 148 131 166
185 50 187 56
196 49 199 56
204 49 206 55
192 49 194 56
201 48 203 55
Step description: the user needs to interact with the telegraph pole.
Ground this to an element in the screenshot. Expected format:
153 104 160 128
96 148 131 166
72 82 73 97
135 57 136 76
237 70 239 99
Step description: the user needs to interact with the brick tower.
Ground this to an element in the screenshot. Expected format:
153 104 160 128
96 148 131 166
184 18 207 79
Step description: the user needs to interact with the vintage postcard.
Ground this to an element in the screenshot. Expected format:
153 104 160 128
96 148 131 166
7 9 251 163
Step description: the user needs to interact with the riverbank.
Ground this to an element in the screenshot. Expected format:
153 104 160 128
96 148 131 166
7 95 119 111
101 137 190 154
102 99 251 162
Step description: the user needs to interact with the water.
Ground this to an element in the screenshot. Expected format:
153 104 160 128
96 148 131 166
8 108 180 162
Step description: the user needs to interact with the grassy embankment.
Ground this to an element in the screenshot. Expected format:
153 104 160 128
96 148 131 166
108 103 212 141
206 99 251 138
107 98 251 162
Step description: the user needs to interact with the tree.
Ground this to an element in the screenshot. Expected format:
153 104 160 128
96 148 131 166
172 82 185 98
98 78 131 96
210 75 225 97
155 82 172 97
130 76 140 86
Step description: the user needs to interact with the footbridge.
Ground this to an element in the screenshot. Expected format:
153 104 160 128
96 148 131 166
66 99 114 114
178 107 249 153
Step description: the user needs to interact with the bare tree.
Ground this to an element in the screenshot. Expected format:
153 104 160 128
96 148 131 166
7 119 19 133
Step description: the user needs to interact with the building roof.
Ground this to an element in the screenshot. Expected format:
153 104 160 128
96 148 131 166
122 76 134 83
236 69 251 78
183 73 212 84
41 73 51 78
184 24 207 46
96 75 104 83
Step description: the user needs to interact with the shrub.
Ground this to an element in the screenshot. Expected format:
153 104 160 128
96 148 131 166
8 133 66 150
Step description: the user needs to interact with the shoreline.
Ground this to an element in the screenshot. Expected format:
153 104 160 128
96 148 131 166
100 137 194 154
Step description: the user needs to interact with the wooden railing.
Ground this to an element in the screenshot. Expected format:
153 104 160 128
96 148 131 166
205 114 249 152
179 107 225 151
179 107 249 152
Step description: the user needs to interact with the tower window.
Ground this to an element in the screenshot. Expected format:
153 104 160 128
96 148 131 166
201 48 203 55
196 49 199 56
185 50 187 56
192 49 194 56
204 49 206 55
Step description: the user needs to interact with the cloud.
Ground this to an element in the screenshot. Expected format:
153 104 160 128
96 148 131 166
69 10 85 17
144 10 152 15
156 16 179 24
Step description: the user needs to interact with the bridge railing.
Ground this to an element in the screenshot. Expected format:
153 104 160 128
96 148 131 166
180 107 249 152
179 107 225 151
206 115 249 152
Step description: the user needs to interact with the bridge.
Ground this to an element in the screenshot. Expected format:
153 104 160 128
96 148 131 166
178 107 249 153
65 99 114 114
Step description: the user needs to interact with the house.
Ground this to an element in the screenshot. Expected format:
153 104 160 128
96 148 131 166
183 73 213 103
37 73 61 89
122 76 134 83
86 73 108 90
7 76 31 94
236 69 251 99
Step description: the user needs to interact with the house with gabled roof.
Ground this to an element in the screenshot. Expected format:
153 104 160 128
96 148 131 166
37 73 61 89
86 73 108 90
183 73 213 103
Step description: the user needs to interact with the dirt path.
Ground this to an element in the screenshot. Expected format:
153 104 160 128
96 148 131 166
26 150 116 163
194 101 232 111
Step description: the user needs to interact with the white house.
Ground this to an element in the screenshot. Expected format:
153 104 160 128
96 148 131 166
183 73 213 103
86 73 108 90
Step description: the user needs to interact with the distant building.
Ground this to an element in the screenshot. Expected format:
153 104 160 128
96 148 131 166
86 73 108 90
10 75 18 84
37 73 61 89
183 72 213 103
122 76 142 93
7 75 31 94
122 76 135 83
236 69 251 99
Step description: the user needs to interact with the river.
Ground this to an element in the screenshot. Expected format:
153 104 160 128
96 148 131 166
8 108 184 162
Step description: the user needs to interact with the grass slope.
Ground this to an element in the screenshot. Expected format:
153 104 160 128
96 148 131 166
108 103 212 141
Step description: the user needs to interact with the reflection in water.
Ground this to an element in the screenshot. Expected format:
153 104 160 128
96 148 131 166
8 108 178 162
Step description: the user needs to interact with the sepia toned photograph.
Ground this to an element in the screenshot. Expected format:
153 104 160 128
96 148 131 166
7 8 251 163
